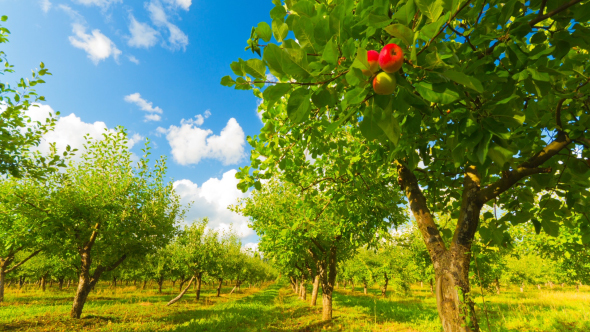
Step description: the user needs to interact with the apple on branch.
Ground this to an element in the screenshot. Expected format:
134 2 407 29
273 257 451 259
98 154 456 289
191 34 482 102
379 43 404 73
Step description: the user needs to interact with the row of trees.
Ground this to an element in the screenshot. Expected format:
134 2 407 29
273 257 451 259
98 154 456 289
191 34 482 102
0 15 275 319
225 0 590 331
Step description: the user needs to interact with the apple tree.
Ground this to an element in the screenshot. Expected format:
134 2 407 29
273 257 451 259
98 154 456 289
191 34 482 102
224 0 590 330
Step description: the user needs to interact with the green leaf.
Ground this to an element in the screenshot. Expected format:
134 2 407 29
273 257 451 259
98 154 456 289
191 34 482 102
270 5 287 21
293 16 315 50
441 70 483 93
377 105 401 146
256 22 272 42
542 219 559 237
263 44 286 77
384 24 414 47
327 107 357 134
415 0 444 22
220 76 235 87
0 16 7 22
244 59 267 79
420 12 449 41
487 143 513 167
392 0 416 26
312 88 335 109
527 68 550 82
272 19 289 42
476 131 492 164
263 83 292 109
287 88 311 123
230 61 245 76
531 218 542 235
415 82 460 104
322 38 338 65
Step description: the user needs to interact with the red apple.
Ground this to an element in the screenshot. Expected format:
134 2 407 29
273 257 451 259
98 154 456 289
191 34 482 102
362 50 380 76
378 43 404 73
373 72 397 95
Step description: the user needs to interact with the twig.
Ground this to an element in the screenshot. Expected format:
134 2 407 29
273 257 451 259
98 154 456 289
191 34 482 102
448 25 477 52
417 0 473 57
529 0 584 26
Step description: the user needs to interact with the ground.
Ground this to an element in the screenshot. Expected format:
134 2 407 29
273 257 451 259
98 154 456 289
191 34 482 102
1 280 589 331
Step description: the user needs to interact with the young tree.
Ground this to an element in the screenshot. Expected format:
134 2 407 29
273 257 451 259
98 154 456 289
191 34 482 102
224 1 590 330
16 130 183 318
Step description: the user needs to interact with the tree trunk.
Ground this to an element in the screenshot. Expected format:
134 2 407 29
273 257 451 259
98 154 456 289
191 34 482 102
320 245 337 321
71 250 99 319
520 284 524 292
495 278 500 295
537 284 541 290
216 278 223 297
158 277 165 294
399 164 481 332
142 280 147 290
351 282 355 293
172 280 176 288
310 275 320 306
67 279 71 288
381 273 389 297
0 269 5 303
289 276 296 293
41 274 47 292
19 276 25 289
363 282 367 295
295 278 300 294
166 276 195 306
196 273 202 300
301 279 307 300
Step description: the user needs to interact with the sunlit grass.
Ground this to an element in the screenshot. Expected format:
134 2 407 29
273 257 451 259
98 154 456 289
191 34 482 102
1 281 588 331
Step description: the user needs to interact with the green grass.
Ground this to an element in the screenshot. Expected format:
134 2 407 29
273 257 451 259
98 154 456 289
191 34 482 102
1 281 589 331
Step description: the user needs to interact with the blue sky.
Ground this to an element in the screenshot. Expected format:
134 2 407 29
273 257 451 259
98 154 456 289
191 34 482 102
1 0 272 247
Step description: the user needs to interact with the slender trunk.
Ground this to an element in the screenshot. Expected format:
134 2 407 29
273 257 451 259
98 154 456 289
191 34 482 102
172 280 176 287
0 269 5 303
19 276 25 289
381 273 389 297
134 280 137 286
41 274 47 292
71 251 97 319
320 245 337 321
495 278 500 295
179 279 186 292
537 284 541 290
363 282 367 295
166 276 195 306
196 273 202 300
216 278 223 297
67 279 71 288
142 280 147 290
295 278 300 294
421 281 423 288
520 284 524 292
561 283 565 288
158 277 164 293
310 275 320 306
58 277 65 290
301 279 307 300
351 282 355 293
289 276 296 293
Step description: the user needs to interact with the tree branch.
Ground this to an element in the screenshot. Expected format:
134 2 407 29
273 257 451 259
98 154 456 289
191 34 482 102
556 98 566 130
528 0 583 27
5 250 41 274
477 133 572 203
417 0 473 57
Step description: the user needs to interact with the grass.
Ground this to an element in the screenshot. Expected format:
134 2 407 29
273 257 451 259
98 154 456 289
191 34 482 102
1 281 589 331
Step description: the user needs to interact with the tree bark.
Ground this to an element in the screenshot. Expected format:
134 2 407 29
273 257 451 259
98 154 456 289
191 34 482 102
196 273 202 300
320 245 337 321
289 276 296 293
41 274 47 292
381 273 389 297
363 282 367 295
301 279 307 300
166 276 195 306
310 275 320 306
158 276 164 293
399 164 480 332
295 278 300 294
216 278 223 297
0 269 5 303
495 278 500 295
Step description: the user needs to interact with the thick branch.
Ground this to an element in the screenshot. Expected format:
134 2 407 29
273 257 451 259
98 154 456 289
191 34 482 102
529 0 583 26
5 250 41 274
396 162 447 259
478 134 572 203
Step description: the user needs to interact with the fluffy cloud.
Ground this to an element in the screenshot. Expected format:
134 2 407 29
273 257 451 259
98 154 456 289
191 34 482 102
173 170 253 238
69 23 122 64
39 0 51 13
163 0 192 11
147 0 189 50
160 115 245 166
25 104 142 157
127 55 140 64
124 93 163 122
127 15 159 48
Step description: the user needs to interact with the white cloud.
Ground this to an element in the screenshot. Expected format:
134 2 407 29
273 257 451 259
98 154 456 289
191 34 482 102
147 0 189 50
39 0 51 13
173 170 253 238
162 116 245 166
127 15 159 48
25 104 141 157
127 55 140 64
124 93 164 122
244 242 259 252
73 0 122 9
163 0 192 11
68 23 122 65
